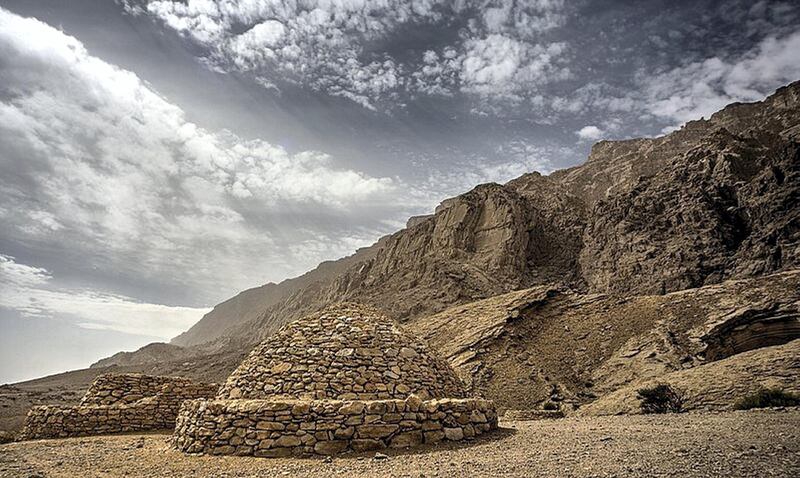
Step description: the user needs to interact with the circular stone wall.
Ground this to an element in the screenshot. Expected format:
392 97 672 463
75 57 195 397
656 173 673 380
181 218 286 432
174 396 498 457
218 303 468 401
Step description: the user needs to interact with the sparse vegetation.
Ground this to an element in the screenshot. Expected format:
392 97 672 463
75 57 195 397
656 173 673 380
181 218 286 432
542 401 559 411
636 384 684 414
733 388 800 410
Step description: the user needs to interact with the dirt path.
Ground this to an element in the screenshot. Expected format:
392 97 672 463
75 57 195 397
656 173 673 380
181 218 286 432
1 409 799 477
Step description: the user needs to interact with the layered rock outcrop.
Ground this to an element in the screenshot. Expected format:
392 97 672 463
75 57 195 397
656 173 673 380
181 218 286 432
408 271 800 412
173 304 497 456
701 303 800 361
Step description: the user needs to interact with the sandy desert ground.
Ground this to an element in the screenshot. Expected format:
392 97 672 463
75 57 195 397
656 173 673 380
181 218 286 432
1 409 798 478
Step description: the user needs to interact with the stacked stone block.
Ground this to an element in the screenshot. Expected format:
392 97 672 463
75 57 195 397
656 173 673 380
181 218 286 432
174 396 497 456
78 373 213 406
21 373 218 439
219 303 466 401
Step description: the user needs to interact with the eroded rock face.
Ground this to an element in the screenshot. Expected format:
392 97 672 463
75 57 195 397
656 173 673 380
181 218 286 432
702 303 800 361
193 81 800 353
408 271 800 412
580 131 800 295
578 339 800 416
573 83 799 295
218 303 468 401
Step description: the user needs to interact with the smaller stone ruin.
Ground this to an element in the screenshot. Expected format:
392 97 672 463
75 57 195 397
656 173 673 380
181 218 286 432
20 373 218 440
173 303 498 457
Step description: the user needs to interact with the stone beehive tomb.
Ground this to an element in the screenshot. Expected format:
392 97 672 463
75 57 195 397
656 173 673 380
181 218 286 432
21 373 218 440
173 303 498 457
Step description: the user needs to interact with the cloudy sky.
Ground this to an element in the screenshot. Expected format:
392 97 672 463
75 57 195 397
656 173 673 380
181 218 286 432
1 0 799 383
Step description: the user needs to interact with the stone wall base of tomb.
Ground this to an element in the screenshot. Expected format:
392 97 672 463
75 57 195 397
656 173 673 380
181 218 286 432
173 396 498 457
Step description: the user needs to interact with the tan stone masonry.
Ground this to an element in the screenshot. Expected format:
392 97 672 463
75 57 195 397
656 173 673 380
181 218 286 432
79 373 211 406
218 303 467 401
20 373 218 439
174 396 497 457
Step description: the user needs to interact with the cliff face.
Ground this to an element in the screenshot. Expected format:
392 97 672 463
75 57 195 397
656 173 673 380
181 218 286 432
581 131 799 294
225 176 586 349
576 83 800 295
211 81 799 349
142 81 799 356
551 80 800 207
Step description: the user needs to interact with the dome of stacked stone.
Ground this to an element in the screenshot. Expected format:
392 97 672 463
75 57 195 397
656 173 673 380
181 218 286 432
174 303 497 457
218 303 468 401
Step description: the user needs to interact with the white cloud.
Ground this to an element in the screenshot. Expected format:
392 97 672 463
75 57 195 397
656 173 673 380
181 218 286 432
0 8 408 302
462 35 526 92
636 29 800 128
576 125 604 141
1 255 209 338
460 36 568 96
409 35 570 104
126 0 570 110
479 0 566 37
537 26 800 133
0 255 51 288
2 7 556 316
129 0 442 108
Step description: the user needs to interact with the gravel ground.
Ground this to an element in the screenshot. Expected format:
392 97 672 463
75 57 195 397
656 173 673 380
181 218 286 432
1 409 799 477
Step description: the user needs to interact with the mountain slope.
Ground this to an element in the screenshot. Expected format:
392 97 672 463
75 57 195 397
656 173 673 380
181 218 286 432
199 80 800 352
578 339 800 416
171 236 389 348
407 270 800 411
81 81 800 411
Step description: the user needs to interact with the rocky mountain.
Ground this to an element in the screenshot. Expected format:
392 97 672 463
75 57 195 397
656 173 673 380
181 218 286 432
91 343 190 369
6 81 797 433
174 80 799 352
